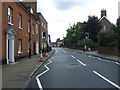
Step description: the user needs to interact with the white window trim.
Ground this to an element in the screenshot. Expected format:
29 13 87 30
8 7 13 24
32 24 34 34
18 39 22 54
28 21 30 32
18 14 22 29
8 22 13 26
36 24 38 34
19 27 23 30
103 26 106 30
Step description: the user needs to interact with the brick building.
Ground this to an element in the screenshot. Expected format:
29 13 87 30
0 0 49 64
99 9 112 32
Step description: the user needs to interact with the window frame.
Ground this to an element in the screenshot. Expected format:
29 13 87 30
18 39 22 54
36 24 39 34
18 14 22 29
103 26 106 31
28 21 30 32
32 24 34 34
8 7 13 25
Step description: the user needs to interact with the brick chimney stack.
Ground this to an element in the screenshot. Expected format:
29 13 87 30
101 9 107 18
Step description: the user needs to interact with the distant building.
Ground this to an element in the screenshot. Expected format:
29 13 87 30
99 9 112 32
80 9 112 40
56 38 64 47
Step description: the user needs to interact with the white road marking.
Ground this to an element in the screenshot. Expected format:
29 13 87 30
93 71 120 89
52 57 54 60
98 58 101 60
77 59 86 66
115 62 120 66
71 55 75 59
55 50 57 54
36 60 52 90
63 50 67 53
89 55 91 57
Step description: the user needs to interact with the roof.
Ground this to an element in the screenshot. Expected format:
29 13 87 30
98 16 112 25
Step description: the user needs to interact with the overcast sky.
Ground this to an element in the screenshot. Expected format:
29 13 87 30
37 0 120 42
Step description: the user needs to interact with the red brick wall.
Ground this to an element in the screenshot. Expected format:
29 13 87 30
100 18 112 32
2 2 40 60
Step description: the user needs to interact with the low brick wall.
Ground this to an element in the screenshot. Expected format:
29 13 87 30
98 47 120 56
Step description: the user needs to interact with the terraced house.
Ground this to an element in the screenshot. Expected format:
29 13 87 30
0 0 49 64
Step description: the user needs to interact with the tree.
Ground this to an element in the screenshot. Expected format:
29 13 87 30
85 16 101 42
64 22 82 48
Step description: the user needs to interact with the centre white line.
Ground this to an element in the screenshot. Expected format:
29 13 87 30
36 60 52 90
77 59 86 66
55 50 57 54
93 71 120 89
71 55 75 59
115 62 120 66
63 50 67 53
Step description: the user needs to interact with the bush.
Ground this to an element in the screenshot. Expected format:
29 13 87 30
77 39 97 48
98 32 118 47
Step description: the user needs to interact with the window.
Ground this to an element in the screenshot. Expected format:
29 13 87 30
32 24 34 34
18 14 22 29
85 32 89 39
42 32 46 39
28 42 30 52
28 21 30 32
36 24 39 34
42 22 44 27
103 26 106 30
8 7 13 25
18 39 22 53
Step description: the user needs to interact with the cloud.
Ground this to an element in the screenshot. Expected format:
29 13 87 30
54 2 83 10
53 0 92 11
37 0 120 42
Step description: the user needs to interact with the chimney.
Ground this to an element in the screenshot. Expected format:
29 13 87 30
20 0 37 15
101 9 107 18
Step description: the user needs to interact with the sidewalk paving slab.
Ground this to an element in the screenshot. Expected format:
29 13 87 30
2 49 55 88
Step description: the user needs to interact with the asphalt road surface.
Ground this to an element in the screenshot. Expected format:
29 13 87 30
26 47 120 89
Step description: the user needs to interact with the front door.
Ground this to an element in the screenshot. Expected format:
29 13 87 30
36 41 39 54
6 34 15 63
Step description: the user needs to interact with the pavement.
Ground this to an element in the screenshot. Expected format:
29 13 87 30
68 48 120 62
2 49 55 89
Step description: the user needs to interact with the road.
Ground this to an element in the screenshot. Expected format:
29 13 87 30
26 47 120 89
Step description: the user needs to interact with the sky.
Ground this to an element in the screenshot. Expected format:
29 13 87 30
37 0 120 42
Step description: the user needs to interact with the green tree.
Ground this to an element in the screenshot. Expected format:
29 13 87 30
85 16 101 42
64 22 82 48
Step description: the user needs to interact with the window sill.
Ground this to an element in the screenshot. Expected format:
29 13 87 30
8 22 13 26
19 27 23 30
18 52 22 54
